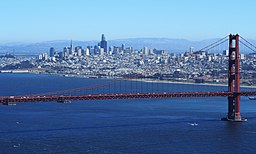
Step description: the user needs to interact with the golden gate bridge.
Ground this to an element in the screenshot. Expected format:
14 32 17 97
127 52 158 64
1 34 256 122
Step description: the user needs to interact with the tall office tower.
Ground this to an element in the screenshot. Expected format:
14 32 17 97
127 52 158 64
143 47 149 55
87 46 94 55
69 40 74 56
94 45 100 55
121 44 125 51
85 48 90 56
49 47 55 57
63 47 69 57
70 40 73 52
75 46 82 57
100 34 108 53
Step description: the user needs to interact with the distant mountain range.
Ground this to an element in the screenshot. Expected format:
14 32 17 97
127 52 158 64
0 38 255 55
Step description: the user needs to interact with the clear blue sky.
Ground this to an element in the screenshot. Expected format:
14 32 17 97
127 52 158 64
0 0 255 42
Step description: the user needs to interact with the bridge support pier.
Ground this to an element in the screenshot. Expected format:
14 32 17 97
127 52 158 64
222 34 246 122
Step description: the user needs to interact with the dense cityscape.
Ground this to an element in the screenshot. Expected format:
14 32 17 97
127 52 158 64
2 0 256 153
1 34 256 86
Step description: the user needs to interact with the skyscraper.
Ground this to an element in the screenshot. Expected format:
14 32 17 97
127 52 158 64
49 47 55 57
143 47 149 55
100 34 108 53
70 40 73 52
75 46 82 57
121 44 125 51
69 40 74 56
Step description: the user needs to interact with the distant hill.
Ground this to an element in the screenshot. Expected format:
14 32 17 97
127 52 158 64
109 38 219 52
0 38 255 54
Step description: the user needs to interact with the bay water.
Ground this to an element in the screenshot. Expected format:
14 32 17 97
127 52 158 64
0 73 256 153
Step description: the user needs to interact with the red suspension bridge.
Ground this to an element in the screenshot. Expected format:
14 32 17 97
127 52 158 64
1 34 256 122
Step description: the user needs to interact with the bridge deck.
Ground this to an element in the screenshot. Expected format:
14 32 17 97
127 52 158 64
1 91 256 104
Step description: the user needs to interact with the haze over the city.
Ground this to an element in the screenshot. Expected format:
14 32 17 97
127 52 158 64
0 0 256 43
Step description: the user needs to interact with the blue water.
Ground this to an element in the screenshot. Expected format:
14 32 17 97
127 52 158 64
0 73 256 153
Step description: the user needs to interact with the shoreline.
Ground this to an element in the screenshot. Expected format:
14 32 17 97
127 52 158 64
1 70 256 89
0 70 256 88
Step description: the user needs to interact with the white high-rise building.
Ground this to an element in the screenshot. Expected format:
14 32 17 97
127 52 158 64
77 49 82 57
99 48 104 55
143 47 149 55
85 48 90 56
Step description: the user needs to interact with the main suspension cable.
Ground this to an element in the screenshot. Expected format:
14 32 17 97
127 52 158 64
198 35 229 52
240 36 256 52
239 40 256 53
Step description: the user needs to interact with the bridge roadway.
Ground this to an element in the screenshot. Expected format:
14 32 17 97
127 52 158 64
1 91 256 105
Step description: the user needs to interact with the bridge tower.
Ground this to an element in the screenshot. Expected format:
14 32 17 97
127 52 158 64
223 34 246 122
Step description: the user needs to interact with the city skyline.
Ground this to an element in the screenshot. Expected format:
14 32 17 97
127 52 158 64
0 0 256 43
